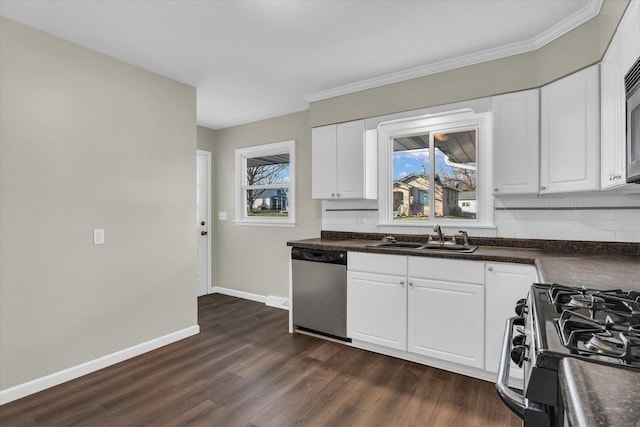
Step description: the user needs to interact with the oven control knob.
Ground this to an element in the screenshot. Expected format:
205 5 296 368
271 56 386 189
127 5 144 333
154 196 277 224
510 345 528 368
515 299 528 317
512 334 526 347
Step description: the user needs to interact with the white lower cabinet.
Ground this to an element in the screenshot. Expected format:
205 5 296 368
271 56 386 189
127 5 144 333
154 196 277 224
407 256 485 369
347 252 486 370
408 277 485 368
347 271 407 350
485 262 537 382
347 252 407 350
346 252 538 383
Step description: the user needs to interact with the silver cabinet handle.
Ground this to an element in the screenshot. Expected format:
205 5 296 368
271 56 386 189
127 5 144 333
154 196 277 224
539 185 546 191
331 193 335 197
337 193 340 197
494 187 499 192
409 281 414 287
488 266 494 272
400 280 405 285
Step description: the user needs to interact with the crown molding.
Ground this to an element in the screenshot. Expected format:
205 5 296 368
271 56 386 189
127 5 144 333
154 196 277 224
304 0 603 103
533 0 603 49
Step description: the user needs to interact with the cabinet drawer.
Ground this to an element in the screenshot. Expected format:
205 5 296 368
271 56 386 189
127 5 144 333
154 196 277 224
348 252 406 276
408 256 484 284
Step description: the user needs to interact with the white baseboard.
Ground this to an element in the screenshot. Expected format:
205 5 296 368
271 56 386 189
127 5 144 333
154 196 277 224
210 286 289 310
265 295 289 310
0 325 200 405
210 286 266 303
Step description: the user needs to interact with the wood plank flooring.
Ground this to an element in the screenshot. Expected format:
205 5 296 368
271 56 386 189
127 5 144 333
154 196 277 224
0 294 521 426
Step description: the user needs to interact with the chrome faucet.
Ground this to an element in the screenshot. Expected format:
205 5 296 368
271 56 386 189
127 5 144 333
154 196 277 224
433 224 444 244
458 230 470 246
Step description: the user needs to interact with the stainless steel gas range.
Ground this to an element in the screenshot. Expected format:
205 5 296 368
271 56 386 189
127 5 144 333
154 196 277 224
497 283 640 426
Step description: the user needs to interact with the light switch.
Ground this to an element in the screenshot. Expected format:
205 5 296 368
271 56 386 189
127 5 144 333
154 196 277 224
218 211 227 220
93 229 105 245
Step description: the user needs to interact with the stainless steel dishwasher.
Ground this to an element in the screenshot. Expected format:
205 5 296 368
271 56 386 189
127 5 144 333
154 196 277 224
291 247 349 341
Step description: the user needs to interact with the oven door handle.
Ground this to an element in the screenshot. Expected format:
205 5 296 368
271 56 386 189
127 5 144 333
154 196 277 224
496 316 526 418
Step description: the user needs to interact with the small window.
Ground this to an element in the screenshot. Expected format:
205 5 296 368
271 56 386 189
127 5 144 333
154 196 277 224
235 140 295 226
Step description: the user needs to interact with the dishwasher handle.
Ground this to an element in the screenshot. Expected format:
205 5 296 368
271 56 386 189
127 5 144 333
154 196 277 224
291 247 347 265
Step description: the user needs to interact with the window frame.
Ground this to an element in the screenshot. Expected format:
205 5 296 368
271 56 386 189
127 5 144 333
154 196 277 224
377 110 493 228
234 140 296 227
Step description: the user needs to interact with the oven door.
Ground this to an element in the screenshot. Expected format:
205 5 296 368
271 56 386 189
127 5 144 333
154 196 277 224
497 316 558 427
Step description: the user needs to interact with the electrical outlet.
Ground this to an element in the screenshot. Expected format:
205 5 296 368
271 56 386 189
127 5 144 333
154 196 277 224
93 229 105 245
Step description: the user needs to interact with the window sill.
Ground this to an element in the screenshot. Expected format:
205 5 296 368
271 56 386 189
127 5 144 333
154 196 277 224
233 220 296 228
378 222 496 230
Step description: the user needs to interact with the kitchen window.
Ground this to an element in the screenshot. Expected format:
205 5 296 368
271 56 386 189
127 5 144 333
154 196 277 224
235 140 295 226
377 110 493 227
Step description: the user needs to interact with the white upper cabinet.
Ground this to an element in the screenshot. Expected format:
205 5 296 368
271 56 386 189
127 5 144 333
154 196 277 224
311 120 377 199
540 64 600 194
619 0 640 74
311 125 338 199
601 1 640 189
492 89 540 194
601 32 626 189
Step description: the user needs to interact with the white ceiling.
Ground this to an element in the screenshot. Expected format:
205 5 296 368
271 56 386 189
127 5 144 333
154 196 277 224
0 0 602 130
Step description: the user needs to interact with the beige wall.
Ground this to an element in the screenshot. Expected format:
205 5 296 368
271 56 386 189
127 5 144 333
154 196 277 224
211 111 321 298
0 18 197 390
309 0 629 127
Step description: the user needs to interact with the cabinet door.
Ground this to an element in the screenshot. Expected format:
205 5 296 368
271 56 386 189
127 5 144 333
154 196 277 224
485 263 536 381
336 120 365 199
311 125 337 199
601 33 626 189
492 89 540 194
347 271 407 350
620 0 640 73
407 278 484 368
540 65 600 193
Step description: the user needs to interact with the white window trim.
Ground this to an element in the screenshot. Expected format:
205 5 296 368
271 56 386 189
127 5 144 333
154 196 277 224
234 140 296 227
377 110 493 228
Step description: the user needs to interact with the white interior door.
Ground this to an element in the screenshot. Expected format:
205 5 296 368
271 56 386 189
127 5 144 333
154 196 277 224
196 150 211 297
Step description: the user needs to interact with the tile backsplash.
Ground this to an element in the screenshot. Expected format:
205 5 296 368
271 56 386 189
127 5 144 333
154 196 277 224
321 191 640 243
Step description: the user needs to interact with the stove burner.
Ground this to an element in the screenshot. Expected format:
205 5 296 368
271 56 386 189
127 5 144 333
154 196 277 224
586 334 626 354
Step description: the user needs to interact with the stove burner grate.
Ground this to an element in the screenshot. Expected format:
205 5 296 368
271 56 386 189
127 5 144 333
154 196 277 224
558 309 640 364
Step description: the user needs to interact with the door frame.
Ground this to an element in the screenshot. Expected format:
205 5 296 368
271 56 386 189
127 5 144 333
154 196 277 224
197 149 212 295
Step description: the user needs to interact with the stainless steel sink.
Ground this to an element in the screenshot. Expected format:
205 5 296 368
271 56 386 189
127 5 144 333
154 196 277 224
366 241 425 249
366 241 478 253
420 243 478 253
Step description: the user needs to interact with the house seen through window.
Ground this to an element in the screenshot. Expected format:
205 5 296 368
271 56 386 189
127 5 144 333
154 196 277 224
245 154 290 217
235 140 295 226
392 129 477 222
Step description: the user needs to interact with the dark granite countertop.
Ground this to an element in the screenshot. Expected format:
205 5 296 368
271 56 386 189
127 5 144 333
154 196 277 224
559 358 640 427
287 232 640 291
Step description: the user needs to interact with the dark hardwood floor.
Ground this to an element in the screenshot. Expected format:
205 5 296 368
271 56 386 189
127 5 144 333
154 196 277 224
0 294 521 426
